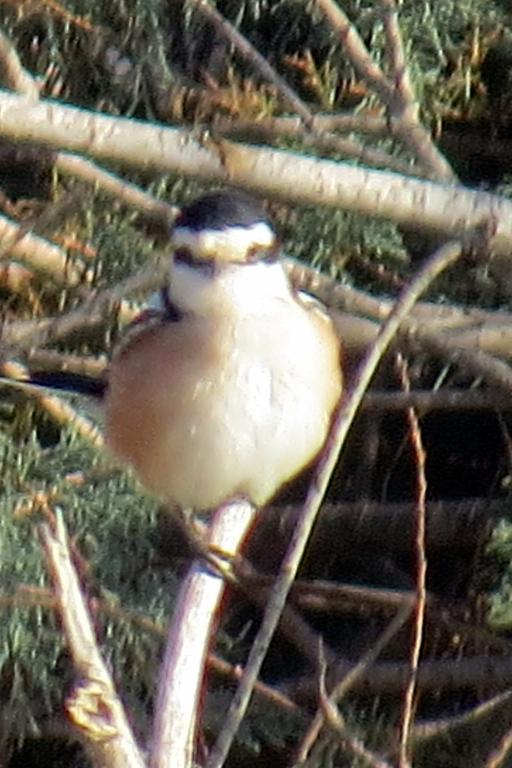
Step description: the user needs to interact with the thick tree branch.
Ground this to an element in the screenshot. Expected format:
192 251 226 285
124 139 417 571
0 92 511 254
150 500 257 768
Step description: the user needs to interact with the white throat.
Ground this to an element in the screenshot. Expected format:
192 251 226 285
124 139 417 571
168 259 291 315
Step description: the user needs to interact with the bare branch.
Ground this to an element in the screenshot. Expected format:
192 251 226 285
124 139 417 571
0 210 84 284
0 30 39 100
294 606 410 765
483 724 512 768
405 323 512 393
1 261 165 347
206 242 462 768
56 154 176 221
190 0 313 126
315 0 395 101
1 93 511 253
363 389 512 412
217 115 415 175
317 651 394 768
288 654 512 698
150 500 256 768
379 0 415 104
23 348 107 377
215 111 389 137
315 0 454 180
396 356 427 768
413 690 512 742
40 513 145 768
265 497 505 557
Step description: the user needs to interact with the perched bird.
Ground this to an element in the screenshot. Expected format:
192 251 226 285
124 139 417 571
21 191 342 511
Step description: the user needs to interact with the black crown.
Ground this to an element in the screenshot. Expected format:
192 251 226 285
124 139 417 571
175 191 270 232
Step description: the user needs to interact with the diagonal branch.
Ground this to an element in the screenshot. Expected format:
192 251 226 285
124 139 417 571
190 0 313 125
40 513 145 768
206 240 463 768
315 0 454 180
189 1 408 172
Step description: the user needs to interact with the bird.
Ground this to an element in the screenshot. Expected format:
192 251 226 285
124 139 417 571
13 191 342 512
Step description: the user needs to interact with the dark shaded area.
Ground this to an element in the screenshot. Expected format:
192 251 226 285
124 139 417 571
0 140 54 201
8 737 89 768
439 118 512 186
27 371 107 399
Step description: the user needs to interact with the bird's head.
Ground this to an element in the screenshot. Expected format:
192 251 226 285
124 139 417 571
171 190 278 267
167 191 287 315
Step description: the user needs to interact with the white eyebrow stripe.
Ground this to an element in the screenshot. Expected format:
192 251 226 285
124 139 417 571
172 222 275 261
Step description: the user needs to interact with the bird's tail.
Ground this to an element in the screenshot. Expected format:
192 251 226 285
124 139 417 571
0 371 107 399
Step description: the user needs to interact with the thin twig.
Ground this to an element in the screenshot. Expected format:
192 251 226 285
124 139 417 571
484 726 512 768
206 240 463 768
396 355 427 768
413 690 512 742
191 0 314 126
315 0 454 180
40 512 145 768
294 605 411 765
2 261 165 347
317 649 394 768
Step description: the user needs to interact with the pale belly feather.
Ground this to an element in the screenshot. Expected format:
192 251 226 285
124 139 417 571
105 300 341 510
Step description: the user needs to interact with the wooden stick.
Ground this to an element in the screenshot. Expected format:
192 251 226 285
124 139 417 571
40 513 145 768
150 500 257 768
